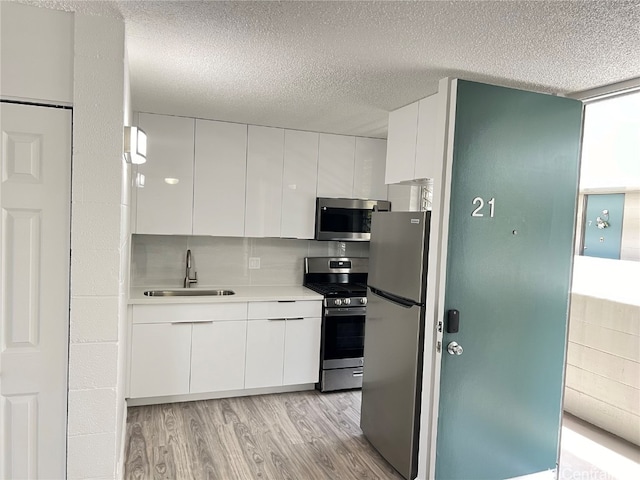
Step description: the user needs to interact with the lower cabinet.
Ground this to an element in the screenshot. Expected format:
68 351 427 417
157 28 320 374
129 300 322 400
245 301 322 389
130 322 192 398
190 321 247 393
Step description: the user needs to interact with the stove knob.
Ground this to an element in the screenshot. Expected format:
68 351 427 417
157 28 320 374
334 299 342 306
343 298 351 305
360 298 367 305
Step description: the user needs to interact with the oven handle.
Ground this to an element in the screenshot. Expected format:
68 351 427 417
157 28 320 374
325 307 367 317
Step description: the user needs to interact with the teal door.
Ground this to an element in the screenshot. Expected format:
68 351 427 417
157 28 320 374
582 193 625 259
434 82 583 479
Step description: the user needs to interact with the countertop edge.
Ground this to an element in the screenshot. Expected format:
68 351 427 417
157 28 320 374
128 285 324 305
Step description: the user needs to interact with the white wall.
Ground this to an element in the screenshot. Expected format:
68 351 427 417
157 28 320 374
0 2 73 104
131 235 368 287
67 11 128 480
1 3 130 479
565 257 640 446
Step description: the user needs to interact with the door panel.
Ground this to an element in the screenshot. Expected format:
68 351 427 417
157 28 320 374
435 82 583 479
582 193 625 259
1 102 71 479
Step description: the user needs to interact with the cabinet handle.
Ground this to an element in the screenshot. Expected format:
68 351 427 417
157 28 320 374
277 300 296 303
268 318 287 321
170 320 214 324
353 371 364 377
286 317 305 321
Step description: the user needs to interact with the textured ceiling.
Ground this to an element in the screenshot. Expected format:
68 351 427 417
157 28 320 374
21 1 640 138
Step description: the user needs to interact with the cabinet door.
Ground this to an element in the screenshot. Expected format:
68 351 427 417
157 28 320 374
385 102 419 184
317 133 356 198
190 321 247 393
354 137 388 200
193 120 247 236
281 130 319 239
245 319 286 388
245 125 285 237
415 91 447 181
129 323 192 398
283 317 322 385
136 113 194 234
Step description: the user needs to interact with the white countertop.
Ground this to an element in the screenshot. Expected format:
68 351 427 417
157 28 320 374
129 285 323 305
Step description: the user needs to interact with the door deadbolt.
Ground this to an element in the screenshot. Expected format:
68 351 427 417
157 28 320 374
447 341 463 356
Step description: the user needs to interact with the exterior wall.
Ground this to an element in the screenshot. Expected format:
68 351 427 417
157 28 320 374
575 190 640 261
621 191 640 261
565 257 640 446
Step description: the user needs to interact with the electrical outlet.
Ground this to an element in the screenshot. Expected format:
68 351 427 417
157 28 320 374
249 257 260 269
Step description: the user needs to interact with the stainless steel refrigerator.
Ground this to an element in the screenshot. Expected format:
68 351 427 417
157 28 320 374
360 210 431 480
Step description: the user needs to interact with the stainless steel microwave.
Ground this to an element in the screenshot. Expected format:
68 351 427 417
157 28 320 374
315 198 391 241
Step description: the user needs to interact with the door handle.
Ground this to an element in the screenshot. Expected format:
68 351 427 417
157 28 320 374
447 342 463 356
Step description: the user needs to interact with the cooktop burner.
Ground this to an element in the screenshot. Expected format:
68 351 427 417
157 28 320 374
304 282 367 297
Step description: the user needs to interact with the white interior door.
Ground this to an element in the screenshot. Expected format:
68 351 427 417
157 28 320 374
0 102 71 479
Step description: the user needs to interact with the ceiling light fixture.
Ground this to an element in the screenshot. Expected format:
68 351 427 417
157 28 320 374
124 126 148 164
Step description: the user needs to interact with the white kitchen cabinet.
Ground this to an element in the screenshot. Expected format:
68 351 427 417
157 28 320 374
281 129 319 239
190 320 247 393
283 316 322 385
129 303 248 399
245 300 322 389
245 319 287 389
354 137 388 200
136 113 195 234
193 119 247 237
317 133 356 198
245 125 285 237
129 323 192 398
385 78 450 184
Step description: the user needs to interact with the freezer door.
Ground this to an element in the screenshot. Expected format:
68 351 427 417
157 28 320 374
360 288 425 480
368 211 430 303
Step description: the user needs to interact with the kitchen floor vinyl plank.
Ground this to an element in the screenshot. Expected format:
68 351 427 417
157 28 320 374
125 390 404 480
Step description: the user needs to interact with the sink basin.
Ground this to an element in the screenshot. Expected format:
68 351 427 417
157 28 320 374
143 289 235 297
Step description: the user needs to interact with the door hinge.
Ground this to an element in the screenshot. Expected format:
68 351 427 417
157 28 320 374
437 321 443 333
436 341 442 353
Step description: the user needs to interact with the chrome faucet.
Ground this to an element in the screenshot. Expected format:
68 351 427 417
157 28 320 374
184 249 198 288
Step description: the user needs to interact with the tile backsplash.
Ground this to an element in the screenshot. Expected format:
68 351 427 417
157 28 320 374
131 235 369 287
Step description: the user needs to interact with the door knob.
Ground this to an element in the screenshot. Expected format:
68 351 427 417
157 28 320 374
447 341 463 356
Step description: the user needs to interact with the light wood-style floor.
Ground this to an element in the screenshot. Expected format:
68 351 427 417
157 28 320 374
125 390 639 480
125 390 404 480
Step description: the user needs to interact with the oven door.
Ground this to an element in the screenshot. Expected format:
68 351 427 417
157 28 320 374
322 306 366 369
315 198 390 241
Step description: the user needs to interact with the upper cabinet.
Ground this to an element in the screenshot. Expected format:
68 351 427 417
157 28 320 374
385 78 450 184
317 133 356 198
354 137 388 200
137 113 195 235
281 130 319 239
193 119 247 237
245 126 285 238
318 134 388 200
134 113 392 237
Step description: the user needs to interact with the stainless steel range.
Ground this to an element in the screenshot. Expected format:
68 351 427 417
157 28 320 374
303 257 368 392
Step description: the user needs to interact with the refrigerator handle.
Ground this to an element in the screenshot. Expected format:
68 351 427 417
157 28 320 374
368 286 421 308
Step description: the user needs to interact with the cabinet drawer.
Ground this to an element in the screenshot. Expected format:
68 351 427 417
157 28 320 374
248 300 322 320
133 303 248 324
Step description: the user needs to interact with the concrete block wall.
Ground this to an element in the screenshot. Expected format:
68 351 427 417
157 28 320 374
565 257 640 446
67 13 128 480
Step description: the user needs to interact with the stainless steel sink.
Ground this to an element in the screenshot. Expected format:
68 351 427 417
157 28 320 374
143 289 235 297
